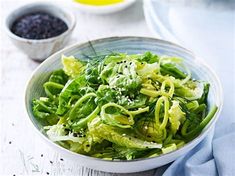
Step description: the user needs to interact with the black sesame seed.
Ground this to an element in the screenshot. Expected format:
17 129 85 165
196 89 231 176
9 141 12 144
46 172 49 175
13 175 16 176
125 65 128 68
86 144 90 147
73 133 78 137
124 61 126 63
60 158 64 161
11 12 68 40
41 154 43 157
50 161 53 164
64 129 70 133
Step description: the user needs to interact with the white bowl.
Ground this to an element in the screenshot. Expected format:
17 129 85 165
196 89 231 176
25 37 223 173
5 2 76 61
72 0 136 14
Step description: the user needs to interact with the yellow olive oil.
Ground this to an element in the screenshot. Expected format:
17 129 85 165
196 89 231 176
74 0 124 6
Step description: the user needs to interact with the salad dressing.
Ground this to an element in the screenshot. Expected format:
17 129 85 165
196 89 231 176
73 0 124 6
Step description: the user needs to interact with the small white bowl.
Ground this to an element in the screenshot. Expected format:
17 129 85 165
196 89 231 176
72 0 136 14
5 2 76 61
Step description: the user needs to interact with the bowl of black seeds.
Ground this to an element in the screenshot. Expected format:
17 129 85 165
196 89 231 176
5 2 76 61
11 12 68 40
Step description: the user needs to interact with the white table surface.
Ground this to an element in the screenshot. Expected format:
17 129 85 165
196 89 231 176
0 0 165 175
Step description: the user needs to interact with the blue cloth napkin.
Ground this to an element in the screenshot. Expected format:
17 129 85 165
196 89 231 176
162 124 235 176
143 1 235 175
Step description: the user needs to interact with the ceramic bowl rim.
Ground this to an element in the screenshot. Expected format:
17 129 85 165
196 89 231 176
24 36 223 163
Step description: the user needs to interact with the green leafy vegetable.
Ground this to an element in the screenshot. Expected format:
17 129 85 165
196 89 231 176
32 52 217 160
62 55 85 78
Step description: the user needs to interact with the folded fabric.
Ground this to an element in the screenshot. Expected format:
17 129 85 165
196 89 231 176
161 123 235 176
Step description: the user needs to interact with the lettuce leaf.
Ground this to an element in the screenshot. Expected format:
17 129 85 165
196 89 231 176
88 118 162 149
62 55 85 78
33 97 59 125
168 100 186 134
56 76 89 115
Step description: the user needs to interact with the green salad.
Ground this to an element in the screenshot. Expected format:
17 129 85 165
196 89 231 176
33 52 217 160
